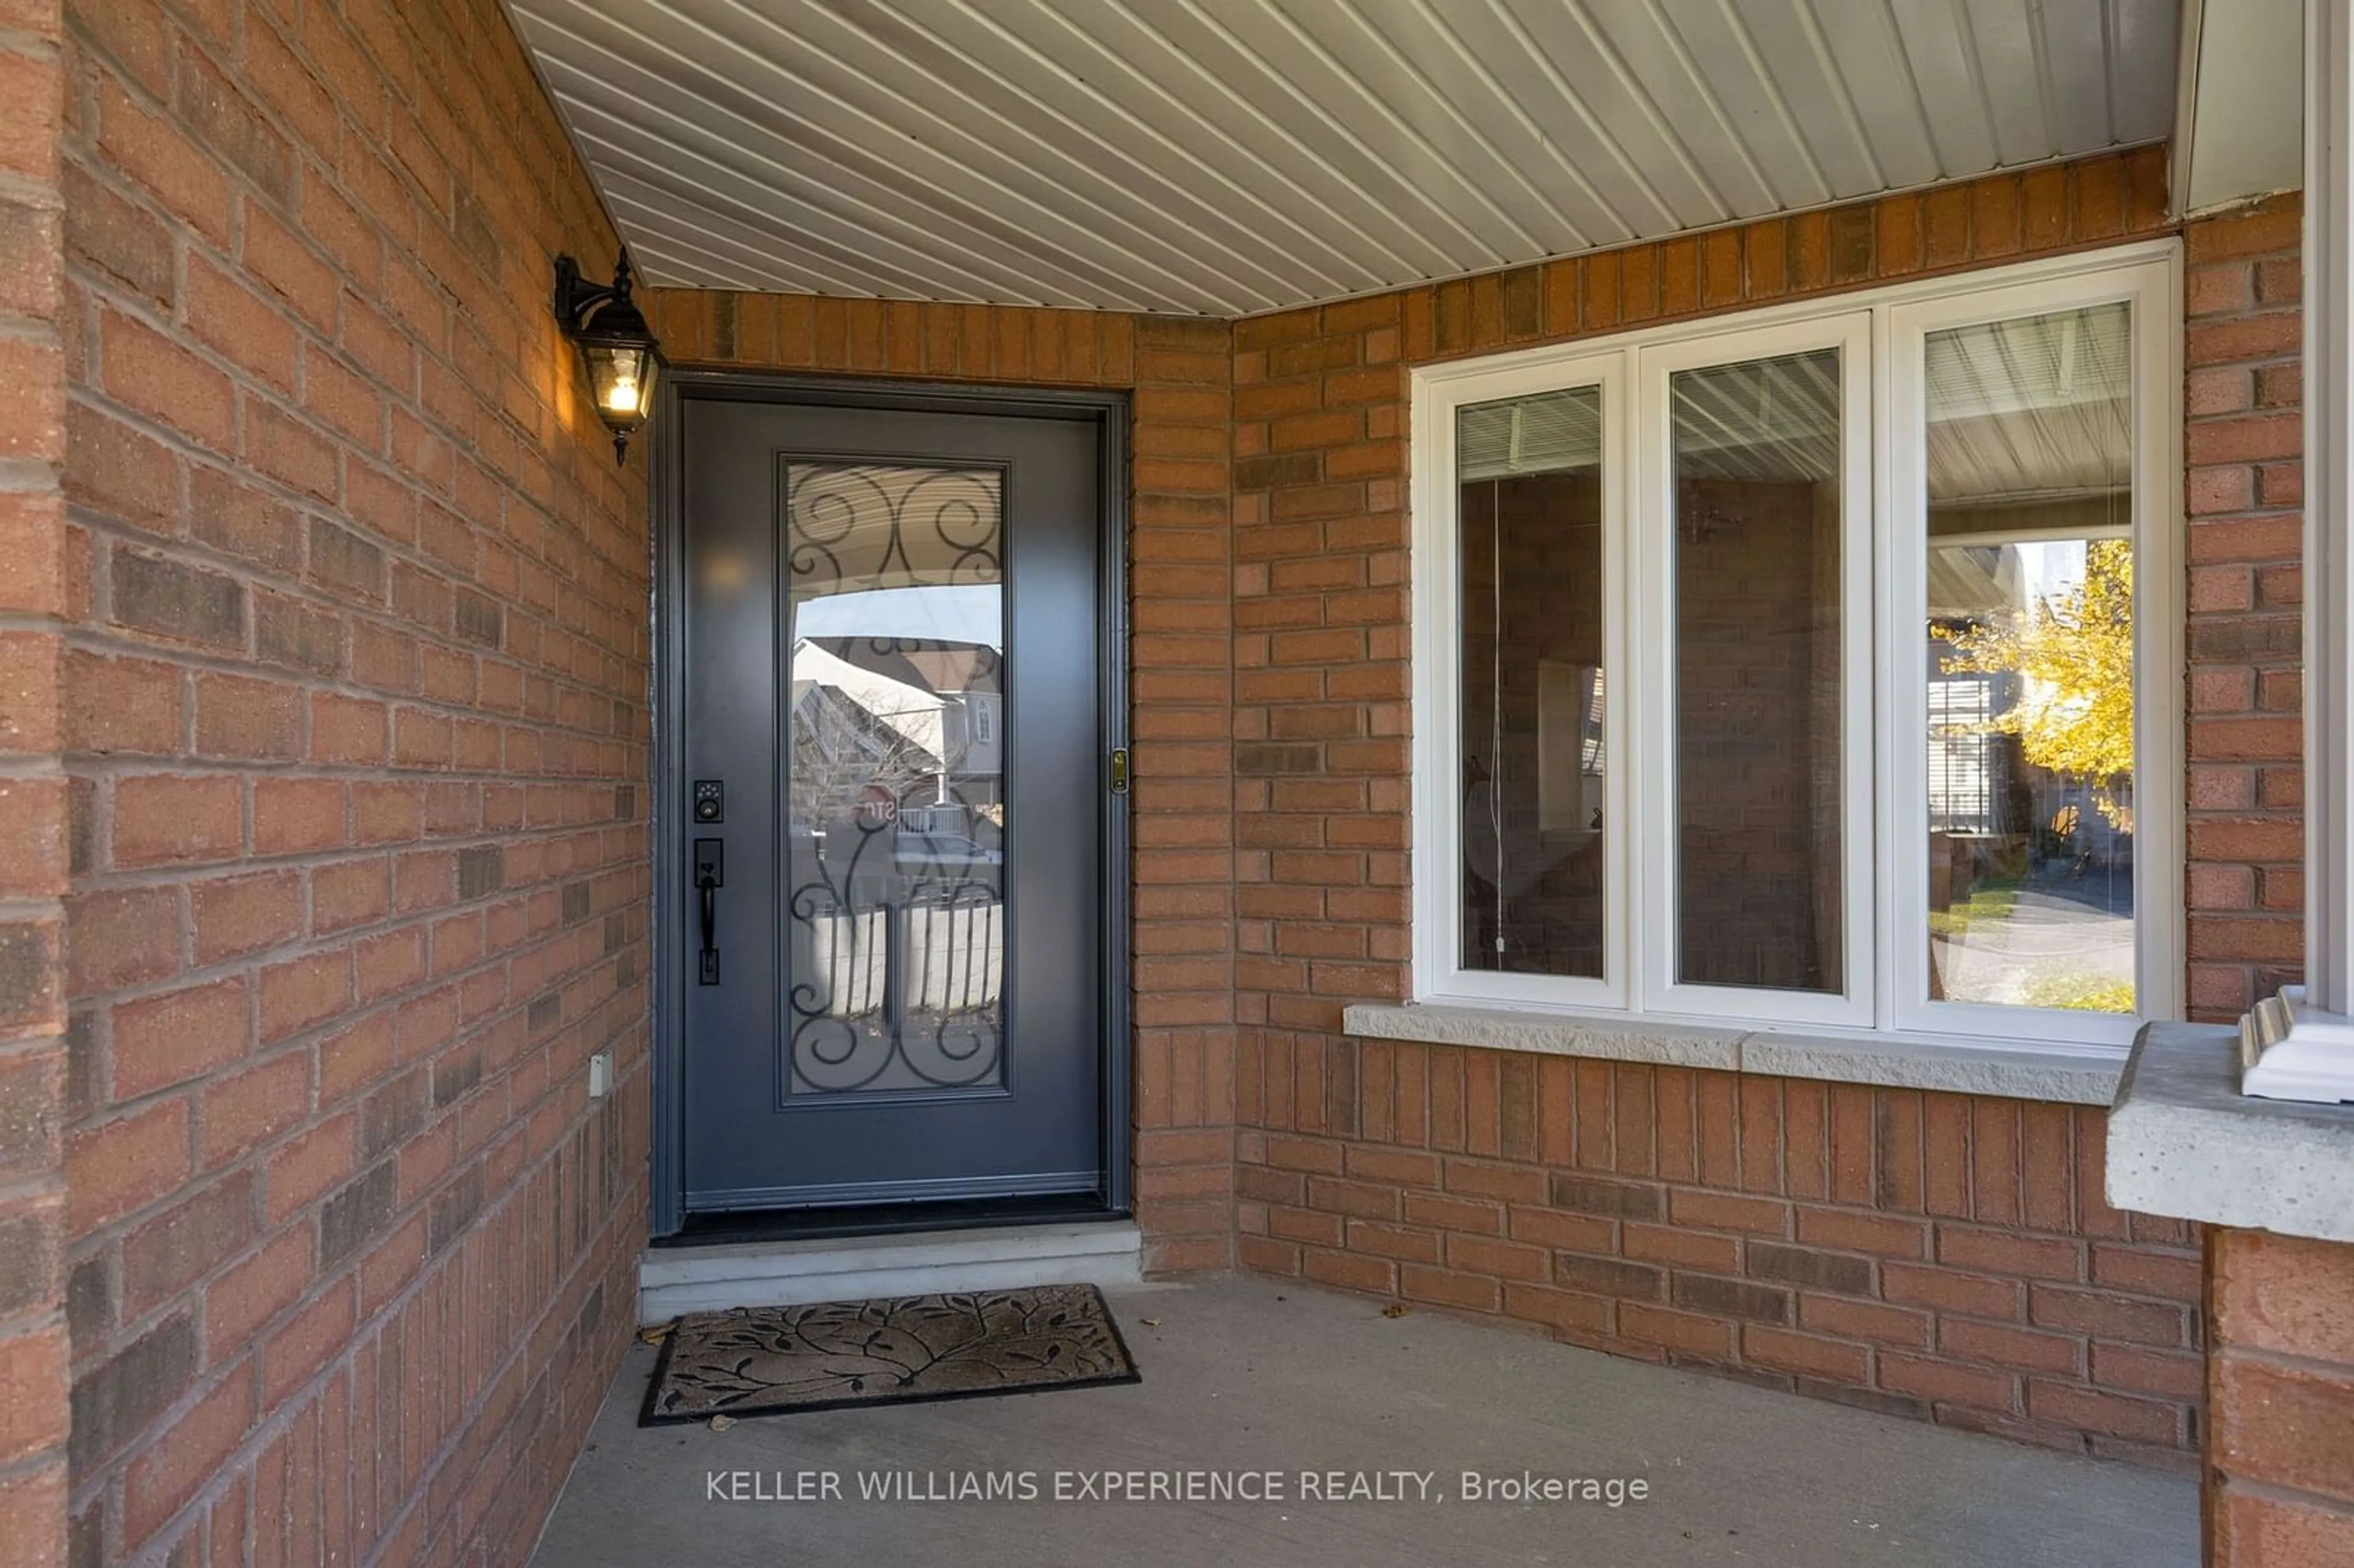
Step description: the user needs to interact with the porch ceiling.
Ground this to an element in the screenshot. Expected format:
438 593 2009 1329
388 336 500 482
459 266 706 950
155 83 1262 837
505 0 2179 318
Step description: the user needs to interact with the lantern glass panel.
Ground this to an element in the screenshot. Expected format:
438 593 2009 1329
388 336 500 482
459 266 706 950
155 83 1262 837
589 344 655 427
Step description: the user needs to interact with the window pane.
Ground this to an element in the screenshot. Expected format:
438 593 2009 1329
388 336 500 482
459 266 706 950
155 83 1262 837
1924 303 2135 1014
1457 387 1606 977
1672 349 1845 992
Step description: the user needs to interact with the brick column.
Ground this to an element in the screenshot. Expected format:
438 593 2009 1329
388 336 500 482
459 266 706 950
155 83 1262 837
0 4 70 1564
2207 1231 2354 1562
2180 11 2354 1560
2182 194 2306 1022
1129 316 1241 1273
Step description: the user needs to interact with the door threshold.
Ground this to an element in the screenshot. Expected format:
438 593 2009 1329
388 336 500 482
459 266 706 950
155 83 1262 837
636 1217 1145 1323
655 1191 1122 1248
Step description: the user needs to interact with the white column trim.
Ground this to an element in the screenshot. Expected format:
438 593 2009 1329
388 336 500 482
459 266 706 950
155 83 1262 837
2310 0 2354 1019
2242 0 2354 1101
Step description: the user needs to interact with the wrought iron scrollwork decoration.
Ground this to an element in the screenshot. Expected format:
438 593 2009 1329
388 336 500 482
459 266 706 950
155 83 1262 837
786 465 1002 593
783 807 887 1088
782 462 1007 1097
900 861 1003 1084
783 783 1007 1095
852 636 1003 687
924 474 999 583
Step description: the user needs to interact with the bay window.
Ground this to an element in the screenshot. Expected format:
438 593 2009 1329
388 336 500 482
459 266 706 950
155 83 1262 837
1412 245 2180 1048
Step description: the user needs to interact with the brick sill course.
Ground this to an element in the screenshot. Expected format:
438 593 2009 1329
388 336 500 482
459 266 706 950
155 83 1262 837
1343 1001 2126 1105
2109 1022 2354 1242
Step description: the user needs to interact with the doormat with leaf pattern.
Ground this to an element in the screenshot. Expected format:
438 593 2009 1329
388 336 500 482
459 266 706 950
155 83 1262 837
638 1283 1140 1425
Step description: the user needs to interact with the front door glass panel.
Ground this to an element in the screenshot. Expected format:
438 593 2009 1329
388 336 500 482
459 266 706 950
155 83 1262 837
783 462 1006 1095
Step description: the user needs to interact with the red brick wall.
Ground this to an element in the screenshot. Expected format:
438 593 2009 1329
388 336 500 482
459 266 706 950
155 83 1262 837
2207 1230 2354 1564
2179 191 2351 1568
1240 1064 2203 1463
59 2 646 1562
2182 193 2304 1022
640 294 1240 1273
0 2 73 1565
1232 148 2213 1463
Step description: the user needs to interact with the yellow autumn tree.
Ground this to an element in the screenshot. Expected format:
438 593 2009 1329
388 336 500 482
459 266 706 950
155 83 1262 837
1943 540 2135 829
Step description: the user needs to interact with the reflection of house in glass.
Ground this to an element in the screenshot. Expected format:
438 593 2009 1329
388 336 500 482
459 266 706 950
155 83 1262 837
786 632 1004 845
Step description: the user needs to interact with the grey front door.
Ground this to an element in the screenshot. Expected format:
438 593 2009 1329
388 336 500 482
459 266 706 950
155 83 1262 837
677 392 1110 1214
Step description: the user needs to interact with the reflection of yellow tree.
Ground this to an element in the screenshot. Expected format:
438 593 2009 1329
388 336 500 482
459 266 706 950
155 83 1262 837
1945 540 2135 829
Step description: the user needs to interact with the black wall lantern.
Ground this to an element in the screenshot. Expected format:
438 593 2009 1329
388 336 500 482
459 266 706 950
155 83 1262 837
554 250 664 463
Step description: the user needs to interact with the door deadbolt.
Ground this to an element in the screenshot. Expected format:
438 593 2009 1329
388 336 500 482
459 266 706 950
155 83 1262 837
693 779 725 824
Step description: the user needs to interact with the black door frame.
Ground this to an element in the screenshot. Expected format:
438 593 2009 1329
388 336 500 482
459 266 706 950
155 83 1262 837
648 370 1132 1239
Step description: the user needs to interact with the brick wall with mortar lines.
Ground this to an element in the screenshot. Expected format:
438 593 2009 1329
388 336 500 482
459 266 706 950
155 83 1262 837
2181 193 2304 1024
1238 1062 2203 1464
639 290 1240 1273
59 1 647 1564
1231 147 2216 1463
2204 1230 2354 1564
0 1 74 1565
2176 190 2354 1568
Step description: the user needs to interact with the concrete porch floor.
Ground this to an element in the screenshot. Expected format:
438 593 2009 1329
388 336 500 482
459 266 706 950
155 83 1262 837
531 1274 2196 1567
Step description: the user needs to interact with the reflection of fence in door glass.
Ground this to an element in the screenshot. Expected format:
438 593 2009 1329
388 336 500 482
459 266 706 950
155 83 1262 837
780 462 1008 1094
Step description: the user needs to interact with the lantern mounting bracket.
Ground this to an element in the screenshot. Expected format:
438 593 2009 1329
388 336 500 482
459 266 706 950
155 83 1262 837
552 252 631 333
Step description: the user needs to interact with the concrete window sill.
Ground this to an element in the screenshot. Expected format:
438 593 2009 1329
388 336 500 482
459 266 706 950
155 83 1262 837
1341 1001 2128 1106
2107 1022 2354 1244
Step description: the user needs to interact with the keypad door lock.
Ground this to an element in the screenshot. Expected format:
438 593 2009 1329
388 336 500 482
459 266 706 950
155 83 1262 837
693 779 724 824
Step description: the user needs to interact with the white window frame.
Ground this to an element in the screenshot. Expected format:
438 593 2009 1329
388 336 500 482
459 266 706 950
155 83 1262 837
1415 351 1630 1013
1637 311 1877 1027
1881 259 2185 1041
1411 240 2184 1052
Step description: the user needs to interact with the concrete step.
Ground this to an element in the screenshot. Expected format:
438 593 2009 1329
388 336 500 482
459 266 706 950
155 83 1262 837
636 1220 1145 1322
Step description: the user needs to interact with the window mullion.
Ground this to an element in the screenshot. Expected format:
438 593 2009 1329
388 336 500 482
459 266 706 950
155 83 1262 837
1607 346 1637 1012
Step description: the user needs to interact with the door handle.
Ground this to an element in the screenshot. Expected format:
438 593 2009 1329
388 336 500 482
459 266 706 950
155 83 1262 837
693 838 723 984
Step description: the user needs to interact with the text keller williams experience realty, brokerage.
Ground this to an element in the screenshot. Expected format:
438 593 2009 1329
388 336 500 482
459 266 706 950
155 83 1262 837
703 1469 1656 1506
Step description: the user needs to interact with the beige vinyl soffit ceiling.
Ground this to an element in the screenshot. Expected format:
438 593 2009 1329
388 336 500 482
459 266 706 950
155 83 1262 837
505 0 2179 317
